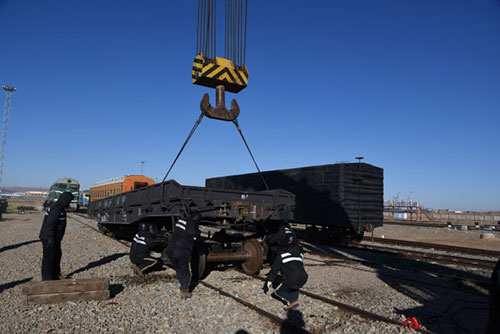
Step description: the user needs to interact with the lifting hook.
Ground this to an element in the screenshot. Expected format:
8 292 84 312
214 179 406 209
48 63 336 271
200 85 240 121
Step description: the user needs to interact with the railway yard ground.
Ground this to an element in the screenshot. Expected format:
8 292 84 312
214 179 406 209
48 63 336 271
364 222 500 251
0 211 497 333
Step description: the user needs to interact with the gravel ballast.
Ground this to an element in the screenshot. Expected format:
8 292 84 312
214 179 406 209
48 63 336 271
0 213 493 333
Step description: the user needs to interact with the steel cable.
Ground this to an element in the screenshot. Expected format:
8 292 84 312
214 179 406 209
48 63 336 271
196 0 201 54
162 113 205 185
244 0 247 65
232 119 270 190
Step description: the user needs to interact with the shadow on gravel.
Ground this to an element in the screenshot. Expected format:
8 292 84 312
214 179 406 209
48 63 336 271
234 310 309 334
281 309 309 334
302 242 493 333
112 273 177 287
0 277 32 293
0 239 40 253
67 252 128 277
110 284 124 298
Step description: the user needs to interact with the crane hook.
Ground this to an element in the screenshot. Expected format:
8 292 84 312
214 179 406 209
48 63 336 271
200 85 240 121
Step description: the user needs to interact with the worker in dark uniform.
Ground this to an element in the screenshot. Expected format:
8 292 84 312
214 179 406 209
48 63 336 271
39 191 74 281
263 222 308 310
165 212 201 299
262 221 297 264
130 223 167 277
486 258 500 333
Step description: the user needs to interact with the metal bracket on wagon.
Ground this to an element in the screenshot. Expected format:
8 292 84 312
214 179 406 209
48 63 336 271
200 85 240 121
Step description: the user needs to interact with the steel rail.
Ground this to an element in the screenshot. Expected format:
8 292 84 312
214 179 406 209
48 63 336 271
364 237 500 258
303 255 489 297
247 273 434 334
383 220 499 232
304 251 490 287
69 213 311 333
200 281 311 333
70 213 463 332
350 243 497 270
70 213 132 248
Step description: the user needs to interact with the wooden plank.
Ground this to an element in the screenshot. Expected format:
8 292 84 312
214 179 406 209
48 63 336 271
21 278 109 295
25 289 110 305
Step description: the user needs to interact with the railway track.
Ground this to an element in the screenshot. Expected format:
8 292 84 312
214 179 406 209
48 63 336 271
303 252 490 296
363 237 500 258
70 213 311 332
351 243 496 270
69 213 433 333
352 241 498 270
383 220 499 232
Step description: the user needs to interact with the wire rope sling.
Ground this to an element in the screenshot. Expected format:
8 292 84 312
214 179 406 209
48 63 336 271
162 0 269 193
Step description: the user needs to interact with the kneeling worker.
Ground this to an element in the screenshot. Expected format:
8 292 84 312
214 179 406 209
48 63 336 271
263 224 308 310
165 212 201 299
130 223 167 277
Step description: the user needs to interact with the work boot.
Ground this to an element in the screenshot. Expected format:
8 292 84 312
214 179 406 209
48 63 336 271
131 264 144 278
180 290 192 299
284 301 299 310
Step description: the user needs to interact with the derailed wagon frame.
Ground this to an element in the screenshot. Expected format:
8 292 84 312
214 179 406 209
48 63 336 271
88 180 295 275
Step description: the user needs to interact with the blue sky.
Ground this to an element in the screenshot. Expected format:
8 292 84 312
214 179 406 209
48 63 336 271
1 0 499 211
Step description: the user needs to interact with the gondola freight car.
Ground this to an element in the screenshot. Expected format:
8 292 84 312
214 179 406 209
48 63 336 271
206 162 384 242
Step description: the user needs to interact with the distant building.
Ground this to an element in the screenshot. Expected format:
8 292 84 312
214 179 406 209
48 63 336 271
26 191 48 196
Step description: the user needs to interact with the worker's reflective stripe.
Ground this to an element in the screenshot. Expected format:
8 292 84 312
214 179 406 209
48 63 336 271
282 257 303 263
175 223 186 230
281 252 292 258
178 219 187 225
141 258 158 271
134 234 145 240
285 227 293 234
134 237 146 245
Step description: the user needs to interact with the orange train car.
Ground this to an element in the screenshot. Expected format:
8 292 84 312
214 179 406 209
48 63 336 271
89 175 155 202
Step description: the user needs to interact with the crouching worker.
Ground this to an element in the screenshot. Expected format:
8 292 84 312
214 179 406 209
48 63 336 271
39 191 74 281
165 212 201 299
263 223 308 310
130 223 167 278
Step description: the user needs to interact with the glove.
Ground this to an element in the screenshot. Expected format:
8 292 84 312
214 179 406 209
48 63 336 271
262 280 272 294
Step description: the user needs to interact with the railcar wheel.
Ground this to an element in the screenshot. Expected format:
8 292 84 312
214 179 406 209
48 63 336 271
240 238 263 275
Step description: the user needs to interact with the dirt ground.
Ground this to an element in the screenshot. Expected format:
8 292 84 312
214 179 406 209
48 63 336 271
3 198 45 213
365 224 500 251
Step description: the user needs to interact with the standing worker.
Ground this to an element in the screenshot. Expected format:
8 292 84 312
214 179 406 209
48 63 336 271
262 223 308 310
38 191 74 281
165 211 201 299
130 223 167 277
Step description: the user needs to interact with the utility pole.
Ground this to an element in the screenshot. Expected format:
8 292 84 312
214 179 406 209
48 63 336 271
355 157 364 229
140 161 146 175
0 86 16 193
